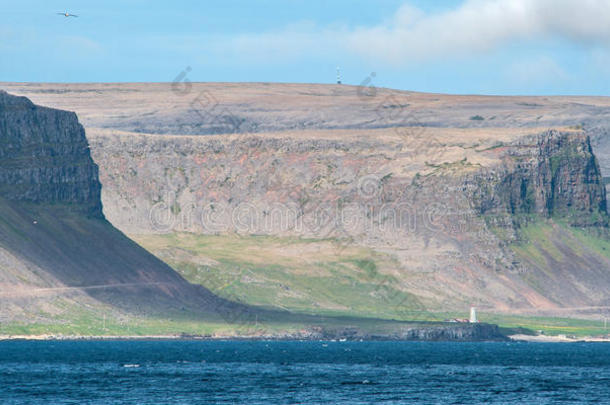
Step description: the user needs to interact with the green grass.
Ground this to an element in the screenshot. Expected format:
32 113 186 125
3 308 606 338
477 313 608 338
127 232 610 339
511 220 564 272
0 298 457 338
5 222 606 338
131 233 425 320
567 225 610 259
511 219 610 270
498 219 610 337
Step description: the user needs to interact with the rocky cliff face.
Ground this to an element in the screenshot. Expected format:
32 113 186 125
88 125 610 314
88 128 608 236
0 91 239 321
397 323 506 341
472 130 607 227
313 323 506 341
6 84 609 334
4 83 609 320
0 91 102 216
5 82 610 192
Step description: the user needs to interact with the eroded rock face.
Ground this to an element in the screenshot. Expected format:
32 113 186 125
314 323 507 341
0 91 102 217
472 130 608 226
88 126 610 312
3 83 609 315
398 323 506 341
0 91 236 318
90 128 608 237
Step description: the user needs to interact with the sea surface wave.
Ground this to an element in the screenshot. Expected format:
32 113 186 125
0 340 608 404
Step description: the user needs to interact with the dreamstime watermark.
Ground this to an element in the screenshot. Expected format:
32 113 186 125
172 66 244 133
149 193 474 239
356 72 444 158
149 70 478 320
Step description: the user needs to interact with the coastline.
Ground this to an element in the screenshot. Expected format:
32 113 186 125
2 333 608 342
508 334 610 343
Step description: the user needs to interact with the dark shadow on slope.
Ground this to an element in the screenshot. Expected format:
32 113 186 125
0 198 254 319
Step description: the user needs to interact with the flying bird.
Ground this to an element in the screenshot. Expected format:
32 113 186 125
57 12 78 18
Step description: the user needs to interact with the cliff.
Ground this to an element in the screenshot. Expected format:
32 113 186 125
472 130 608 227
3 83 609 322
312 323 507 341
87 125 610 316
3 82 610 192
0 90 519 340
0 91 237 323
0 91 102 216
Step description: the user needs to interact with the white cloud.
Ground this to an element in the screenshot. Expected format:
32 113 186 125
346 0 610 65
189 0 610 68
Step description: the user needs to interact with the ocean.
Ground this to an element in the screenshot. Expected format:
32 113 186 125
0 340 608 404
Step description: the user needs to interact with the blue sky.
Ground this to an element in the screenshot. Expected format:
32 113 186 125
2 0 610 95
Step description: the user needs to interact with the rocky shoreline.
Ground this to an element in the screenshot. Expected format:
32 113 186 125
4 333 609 342
0 323 509 342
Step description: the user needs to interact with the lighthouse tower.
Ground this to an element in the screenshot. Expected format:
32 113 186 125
469 307 478 323
336 67 342 84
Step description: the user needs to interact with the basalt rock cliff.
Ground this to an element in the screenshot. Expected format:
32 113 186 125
3 83 609 320
472 130 607 227
0 91 102 216
0 91 236 322
88 126 610 315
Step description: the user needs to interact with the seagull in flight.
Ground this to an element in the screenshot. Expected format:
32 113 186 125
57 11 78 18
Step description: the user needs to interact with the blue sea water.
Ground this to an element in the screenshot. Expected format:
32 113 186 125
0 340 608 404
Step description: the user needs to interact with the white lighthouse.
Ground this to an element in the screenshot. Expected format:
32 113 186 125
469 307 478 323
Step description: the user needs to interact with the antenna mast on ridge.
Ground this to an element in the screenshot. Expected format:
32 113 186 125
336 66 342 84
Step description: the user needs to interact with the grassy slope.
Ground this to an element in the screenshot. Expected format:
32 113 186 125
130 232 610 338
3 206 608 337
3 225 608 337
0 202 449 338
509 219 610 304
0 199 265 336
511 220 610 268
131 233 424 319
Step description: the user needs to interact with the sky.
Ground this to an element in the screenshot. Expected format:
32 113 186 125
2 0 610 95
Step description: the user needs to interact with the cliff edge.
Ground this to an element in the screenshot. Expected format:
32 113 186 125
0 91 234 323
